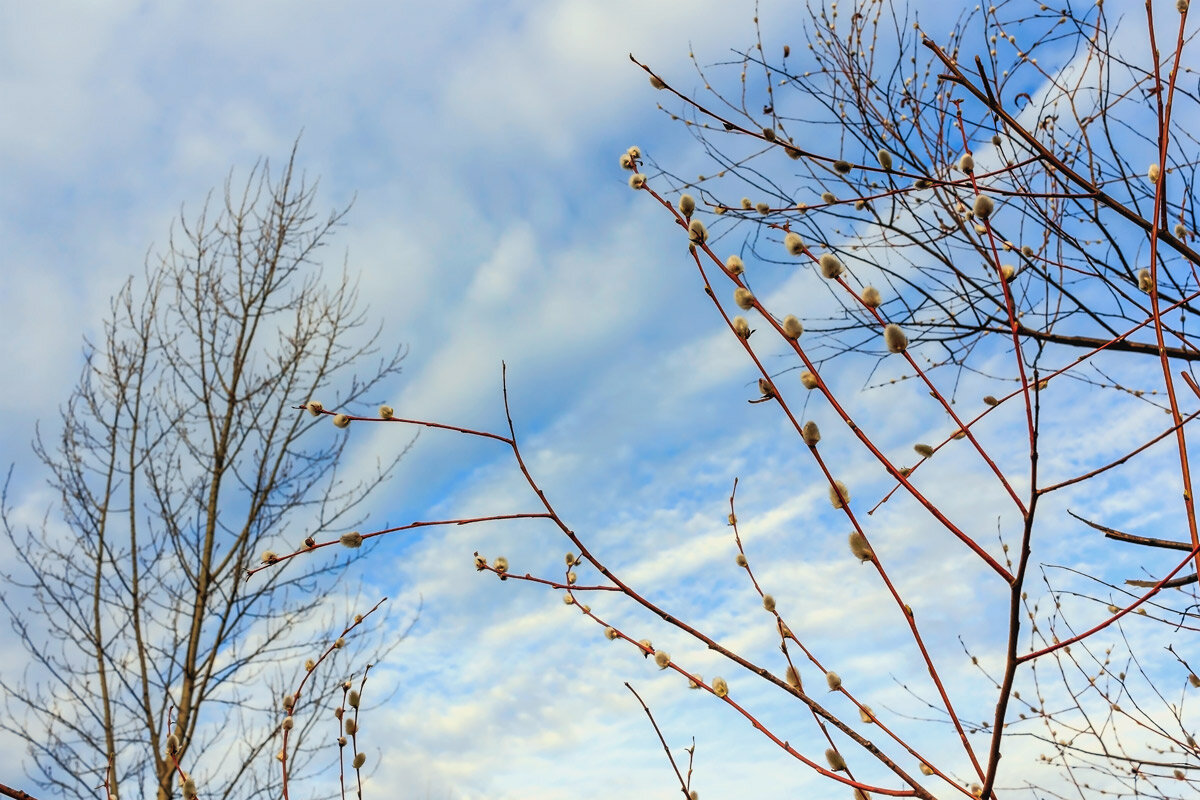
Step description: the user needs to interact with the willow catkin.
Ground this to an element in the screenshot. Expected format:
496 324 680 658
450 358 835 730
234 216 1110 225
876 148 893 170
884 324 908 353
833 160 852 174
914 443 935 458
861 286 882 307
959 153 975 173
678 194 696 217
782 315 803 339
1138 268 1154 292
848 531 874 562
972 194 995 219
825 670 842 690
784 232 805 255
802 421 821 445
725 254 745 275
734 287 756 310
829 480 850 509
688 219 707 244
826 748 848 771
819 253 844 279
732 316 751 339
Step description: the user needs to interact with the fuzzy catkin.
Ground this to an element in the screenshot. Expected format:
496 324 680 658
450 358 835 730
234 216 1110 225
972 194 995 219
829 480 850 509
819 253 844 279
848 531 874 562
688 219 707 244
678 194 696 217
725 255 745 275
826 748 847 771
876 148 893 170
712 677 729 697
861 286 882 307
734 287 756 310
802 421 821 445
732 316 751 339
884 324 908 353
784 232 805 255
782 315 804 339
826 670 842 690
800 371 819 389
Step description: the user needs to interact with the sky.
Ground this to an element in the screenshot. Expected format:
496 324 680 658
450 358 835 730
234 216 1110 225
1 2 1197 799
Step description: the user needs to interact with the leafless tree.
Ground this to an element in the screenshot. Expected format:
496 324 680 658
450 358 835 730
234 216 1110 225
0 144 407 800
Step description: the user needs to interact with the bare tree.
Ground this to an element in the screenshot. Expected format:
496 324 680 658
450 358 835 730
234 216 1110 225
263 2 1200 798
0 144 406 800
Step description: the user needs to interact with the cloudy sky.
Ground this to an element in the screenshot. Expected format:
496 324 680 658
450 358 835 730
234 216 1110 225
2 2 1196 799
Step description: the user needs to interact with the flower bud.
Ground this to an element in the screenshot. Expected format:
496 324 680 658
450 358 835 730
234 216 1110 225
756 201 771 215
604 627 619 640
972 194 995 219
261 550 278 564
353 752 366 769
849 531 874 562
493 556 509 573
619 153 634 169
786 666 802 689
182 778 198 800
688 219 708 244
859 705 874 723
829 480 850 509
826 670 842 690
627 146 641 159
654 650 671 669
1148 163 1161 183
914 443 935 458
784 232 805 255
876 149 893 170
344 717 358 735
340 531 363 549
802 421 821 446
306 400 324 416
833 160 852 174
821 191 837 204
983 395 999 406
735 553 748 567
629 173 647 189
861 286 882 307
884 323 908 353
725 255 745 275
650 75 667 89
734 288 756 310
782 315 804 339
732 316 751 339
332 414 351 429
1138 268 1154 292
919 763 935 776
819 253 844 279
826 748 847 771
678 194 696 217
762 128 776 141
379 405 394 419
712 676 729 697
762 594 776 612
741 197 753 210
959 154 975 173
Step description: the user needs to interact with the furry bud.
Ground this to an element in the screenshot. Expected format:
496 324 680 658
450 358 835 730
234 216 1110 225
379 405 394 419
629 173 647 189
332 414 351 429
712 676 729 698
914 443 935 458
340 531 363 549
829 480 850 509
884 324 908 353
688 219 708 244
782 315 803 339
725 255 745 275
802 421 821 445
826 748 847 771
849 531 874 562
732 317 751 339
861 286 882 308
972 194 995 219
678 194 696 217
800 371 819 389
762 594 776 612
1138 268 1154 292
876 149 893 170
306 400 324 416
959 154 975 173
819 253 844 279
826 670 842 690
833 160 852 175
1148 163 1161 183
654 650 671 669
734 288 756 310
784 232 805 255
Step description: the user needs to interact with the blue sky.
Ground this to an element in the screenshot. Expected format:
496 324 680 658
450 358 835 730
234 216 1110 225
2 2 1197 799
